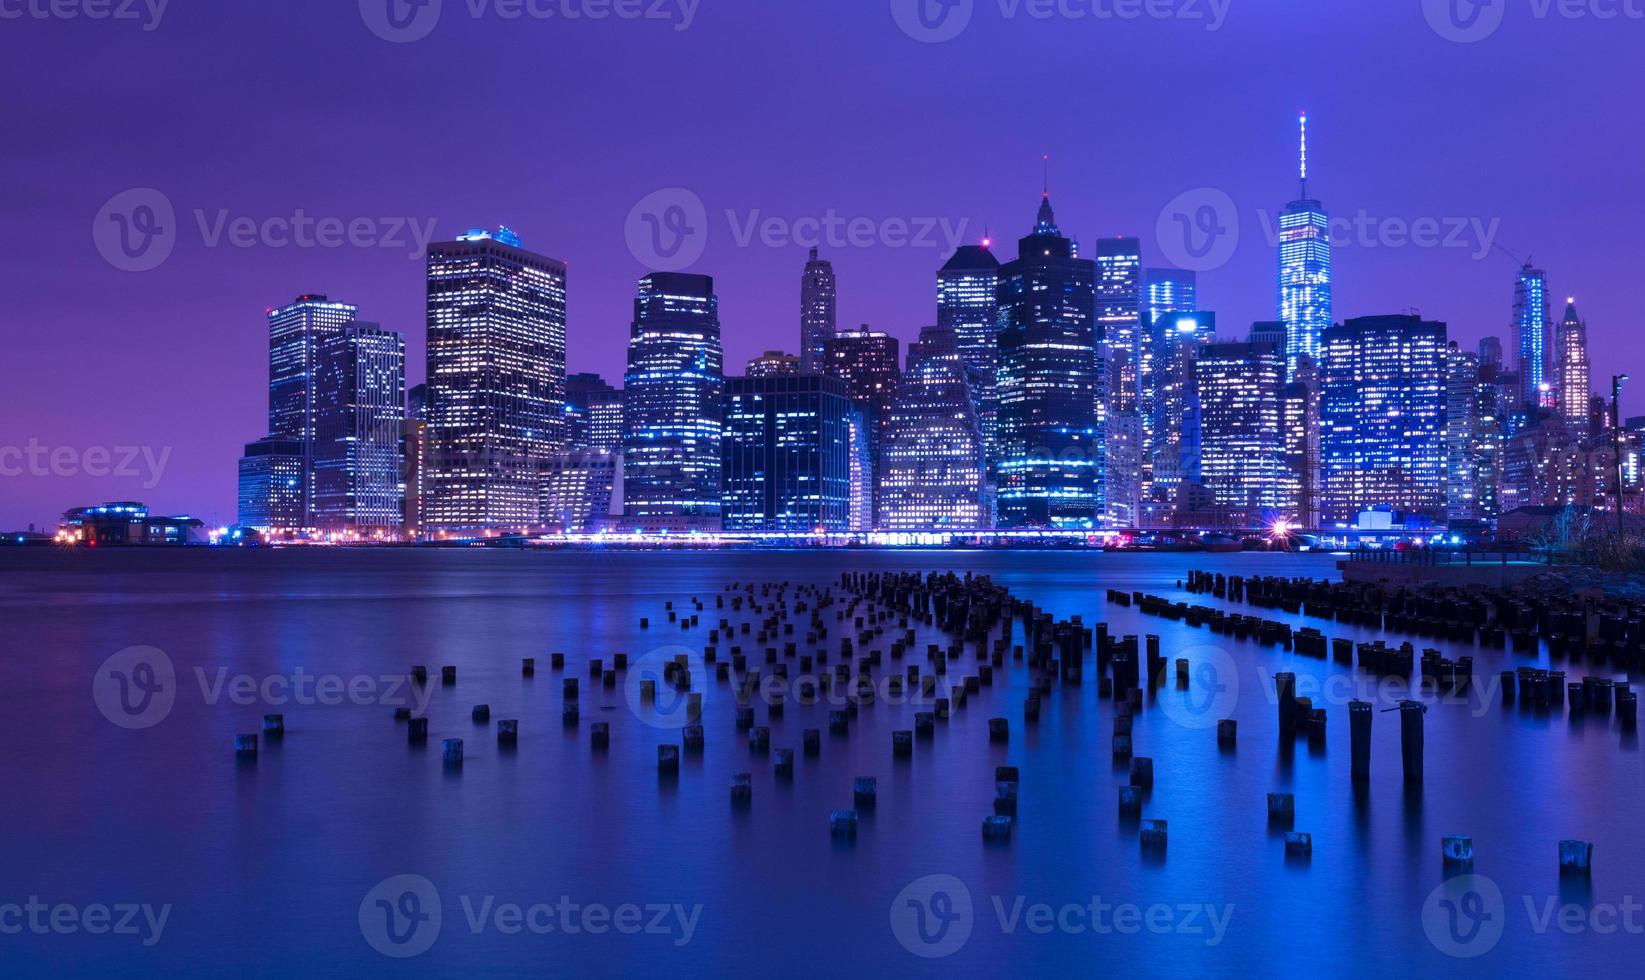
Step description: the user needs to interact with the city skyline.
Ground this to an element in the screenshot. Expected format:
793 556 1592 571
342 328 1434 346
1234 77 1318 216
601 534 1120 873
4 4 1642 528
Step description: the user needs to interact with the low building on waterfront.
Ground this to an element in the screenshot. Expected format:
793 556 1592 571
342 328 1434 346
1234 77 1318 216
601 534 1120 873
58 502 206 546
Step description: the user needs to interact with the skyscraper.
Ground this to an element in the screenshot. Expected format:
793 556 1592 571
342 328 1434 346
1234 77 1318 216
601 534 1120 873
1147 311 1216 525
822 328 901 521
1320 315 1449 527
1283 354 1322 530
237 437 305 532
539 450 619 533
1554 299 1591 426
799 248 837 373
938 242 1001 467
566 373 624 453
266 294 359 523
746 351 803 378
311 324 407 534
425 227 568 531
1277 113 1333 382
721 374 852 532
1096 238 1144 414
1513 263 1549 411
878 326 989 530
1197 340 1287 528
621 272 724 530
1144 269 1198 333
1445 343 1483 525
996 194 1100 529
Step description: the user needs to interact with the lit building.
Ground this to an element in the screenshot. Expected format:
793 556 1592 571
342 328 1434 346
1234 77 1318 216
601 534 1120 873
1446 343 1486 525
1141 268 1198 519
237 437 306 532
566 373 624 453
59 502 204 547
1277 114 1332 382
1319 315 1449 528
266 294 359 523
402 418 427 536
539 450 619 532
1105 413 1144 528
822 328 901 520
1146 311 1216 526
1513 263 1549 411
747 351 803 378
878 326 989 530
407 383 429 422
1097 238 1144 414
721 374 853 532
621 271 724 531
799 248 837 373
311 324 406 534
996 193 1100 529
1197 339 1287 528
938 242 1001 467
425 227 568 531
1283 354 1322 529
1554 299 1591 426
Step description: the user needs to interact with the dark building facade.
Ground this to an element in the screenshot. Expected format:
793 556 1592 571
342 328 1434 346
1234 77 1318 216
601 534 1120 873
721 374 853 532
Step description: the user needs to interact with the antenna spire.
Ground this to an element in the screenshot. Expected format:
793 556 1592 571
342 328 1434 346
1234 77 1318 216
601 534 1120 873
1298 112 1309 199
1042 154 1049 197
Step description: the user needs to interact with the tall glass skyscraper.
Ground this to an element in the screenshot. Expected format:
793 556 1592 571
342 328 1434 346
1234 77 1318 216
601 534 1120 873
822 328 901 522
1147 311 1216 524
721 374 852 532
425 227 568 531
266 294 359 524
996 194 1100 529
1197 339 1287 528
621 272 724 530
938 243 1001 467
1320 315 1449 527
799 248 837 373
1096 238 1144 414
311 324 407 534
565 372 624 453
1144 269 1198 334
1554 298 1589 425
1513 264 1549 411
878 326 988 530
237 437 305 532
1277 114 1333 383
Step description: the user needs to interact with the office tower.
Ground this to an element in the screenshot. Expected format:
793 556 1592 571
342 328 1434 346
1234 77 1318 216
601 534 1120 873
539 451 619 533
938 242 1001 466
1249 321 1288 348
878 326 989 530
1473 359 1503 521
845 407 874 533
266 294 359 522
310 324 406 534
996 193 1100 529
1144 269 1198 334
1105 413 1144 528
621 272 724 530
403 417 427 536
566 373 623 453
1478 336 1504 370
1096 238 1144 413
1283 355 1322 529
1197 340 1287 528
1319 315 1449 527
1446 343 1484 524
407 383 429 422
1140 268 1198 516
721 374 853 532
799 248 837 372
236 437 306 532
747 351 803 378
822 328 901 520
1147 311 1216 525
1277 113 1333 382
1513 263 1549 411
425 227 568 530
1554 299 1591 426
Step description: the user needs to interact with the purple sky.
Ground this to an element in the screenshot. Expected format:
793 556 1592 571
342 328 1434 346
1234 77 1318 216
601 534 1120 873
3 0 1642 529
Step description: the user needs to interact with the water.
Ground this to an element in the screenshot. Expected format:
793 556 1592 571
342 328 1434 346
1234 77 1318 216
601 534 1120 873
2 549 1641 977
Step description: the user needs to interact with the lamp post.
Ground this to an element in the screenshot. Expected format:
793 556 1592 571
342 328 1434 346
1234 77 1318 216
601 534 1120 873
1613 374 1630 542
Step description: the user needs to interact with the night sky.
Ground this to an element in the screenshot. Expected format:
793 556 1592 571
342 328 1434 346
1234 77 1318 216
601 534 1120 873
3 0 1640 529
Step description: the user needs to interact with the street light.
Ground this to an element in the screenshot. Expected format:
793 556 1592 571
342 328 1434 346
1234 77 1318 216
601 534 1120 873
1614 374 1630 542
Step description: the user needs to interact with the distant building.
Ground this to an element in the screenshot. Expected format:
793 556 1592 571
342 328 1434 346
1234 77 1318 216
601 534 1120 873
1284 354 1322 529
939 243 1002 467
539 451 619 532
1277 114 1332 383
1105 413 1144 528
266 294 359 523
746 351 803 378
402 419 427 536
822 328 901 520
1513 263 1549 411
425 227 568 531
799 248 837 373
621 272 724 531
1197 340 1287 528
237 436 306 531
1554 299 1591 426
565 373 623 453
59 502 204 546
1320 315 1449 527
1146 311 1216 527
311 324 406 534
407 382 429 422
1096 237 1144 416
721 374 853 532
878 327 989 530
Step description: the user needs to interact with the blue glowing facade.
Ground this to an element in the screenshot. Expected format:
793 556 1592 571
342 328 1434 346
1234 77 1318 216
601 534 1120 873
1514 263 1549 411
311 324 407 534
1278 115 1332 383
938 243 1001 468
722 374 853 532
266 294 358 523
